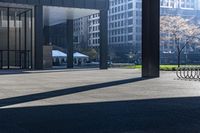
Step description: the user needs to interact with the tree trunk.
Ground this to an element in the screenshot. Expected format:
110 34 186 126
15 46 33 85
176 45 181 68
178 52 181 67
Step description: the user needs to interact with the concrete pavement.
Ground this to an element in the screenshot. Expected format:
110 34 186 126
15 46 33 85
0 69 200 133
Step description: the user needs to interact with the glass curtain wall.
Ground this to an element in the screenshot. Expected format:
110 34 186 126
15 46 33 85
0 7 33 69
0 7 8 69
108 0 142 66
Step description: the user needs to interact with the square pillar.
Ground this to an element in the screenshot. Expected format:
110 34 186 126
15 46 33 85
66 20 74 68
142 0 160 78
44 26 50 45
99 9 108 69
34 5 43 70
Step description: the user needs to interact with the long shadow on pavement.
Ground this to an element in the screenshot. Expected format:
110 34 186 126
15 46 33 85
0 77 146 107
1 96 200 133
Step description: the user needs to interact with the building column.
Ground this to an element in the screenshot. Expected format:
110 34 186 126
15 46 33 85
99 9 108 69
66 20 74 68
44 26 50 45
34 5 43 69
142 0 160 78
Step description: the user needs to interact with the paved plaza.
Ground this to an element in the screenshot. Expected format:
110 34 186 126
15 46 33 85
0 69 200 133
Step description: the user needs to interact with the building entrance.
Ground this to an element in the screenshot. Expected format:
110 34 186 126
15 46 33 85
0 7 33 69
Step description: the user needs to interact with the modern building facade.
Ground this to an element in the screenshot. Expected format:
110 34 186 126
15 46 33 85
108 0 142 63
108 0 200 64
88 13 100 48
73 0 142 63
74 17 89 49
0 0 109 70
74 0 200 64
73 13 100 49
0 0 161 78
0 5 33 69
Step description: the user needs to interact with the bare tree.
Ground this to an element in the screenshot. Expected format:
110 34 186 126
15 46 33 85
160 16 200 67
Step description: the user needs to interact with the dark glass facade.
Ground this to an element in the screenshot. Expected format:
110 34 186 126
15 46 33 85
0 7 33 69
0 0 160 77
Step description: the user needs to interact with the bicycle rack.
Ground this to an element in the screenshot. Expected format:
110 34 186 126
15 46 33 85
176 66 200 80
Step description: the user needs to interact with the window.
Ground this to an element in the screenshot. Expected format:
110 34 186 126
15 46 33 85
136 2 141 8
128 3 133 9
128 19 133 25
136 27 141 32
128 27 133 33
128 35 133 41
128 11 133 17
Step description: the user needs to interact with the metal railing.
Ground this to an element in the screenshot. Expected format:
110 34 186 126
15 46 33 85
176 66 200 80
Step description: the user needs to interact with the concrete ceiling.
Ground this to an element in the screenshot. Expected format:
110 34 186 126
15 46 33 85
43 6 99 26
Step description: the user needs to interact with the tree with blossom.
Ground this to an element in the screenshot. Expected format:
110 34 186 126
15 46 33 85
160 16 200 67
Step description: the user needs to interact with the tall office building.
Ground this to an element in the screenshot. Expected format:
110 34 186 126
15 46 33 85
73 0 200 63
160 0 199 9
108 0 142 63
72 0 142 63
160 0 200 64
73 0 142 63
74 17 89 50
73 13 100 49
160 0 200 52
88 13 100 48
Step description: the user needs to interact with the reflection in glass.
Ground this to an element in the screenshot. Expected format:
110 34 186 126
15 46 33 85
0 7 33 69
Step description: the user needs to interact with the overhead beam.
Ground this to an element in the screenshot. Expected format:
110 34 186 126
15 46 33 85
0 0 109 10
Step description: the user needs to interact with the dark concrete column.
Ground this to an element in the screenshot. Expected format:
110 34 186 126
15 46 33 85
34 5 43 69
99 9 108 69
66 20 74 68
44 26 50 45
142 0 160 78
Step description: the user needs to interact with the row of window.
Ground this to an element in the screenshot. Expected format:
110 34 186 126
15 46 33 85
109 12 132 21
89 25 99 32
110 0 133 7
109 3 133 14
109 11 142 22
109 20 133 29
89 14 99 19
109 35 133 43
161 0 195 9
89 19 99 25
110 2 141 14
89 33 99 38
109 18 141 29
109 27 136 35
109 34 141 43
88 38 99 45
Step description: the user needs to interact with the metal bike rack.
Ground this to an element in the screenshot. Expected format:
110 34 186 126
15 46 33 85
176 66 200 80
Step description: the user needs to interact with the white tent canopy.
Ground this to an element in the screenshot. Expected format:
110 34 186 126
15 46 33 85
73 52 89 58
52 50 67 57
52 50 89 58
